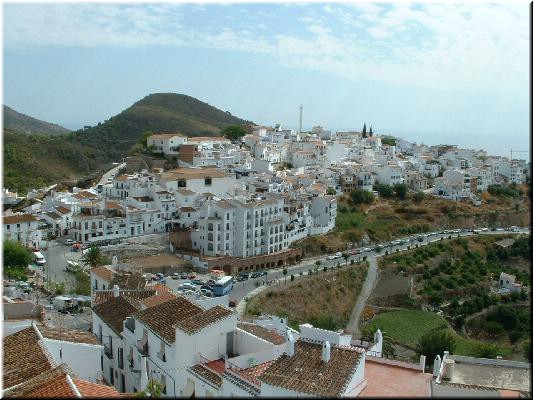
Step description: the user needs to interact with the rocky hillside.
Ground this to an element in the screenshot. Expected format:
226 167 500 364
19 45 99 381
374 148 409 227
3 105 71 135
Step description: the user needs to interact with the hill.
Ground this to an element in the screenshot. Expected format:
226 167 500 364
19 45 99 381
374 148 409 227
3 93 253 193
3 105 71 135
70 93 252 160
3 129 108 194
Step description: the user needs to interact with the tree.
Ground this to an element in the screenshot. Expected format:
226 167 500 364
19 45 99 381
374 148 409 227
523 341 531 362
3 240 33 280
342 253 350 265
221 125 247 142
393 183 408 200
414 191 425 203
415 328 456 367
326 187 336 195
350 189 374 205
315 260 321 269
81 246 105 269
362 123 367 138
283 268 288 284
136 379 164 398
361 325 396 359
369 125 373 137
374 183 394 198
472 343 501 359
138 131 154 148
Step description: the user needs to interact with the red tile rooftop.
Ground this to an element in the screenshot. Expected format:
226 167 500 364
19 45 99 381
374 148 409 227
358 357 432 398
206 359 226 374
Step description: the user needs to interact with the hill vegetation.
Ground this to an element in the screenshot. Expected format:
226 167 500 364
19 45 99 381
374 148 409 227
3 129 105 194
70 93 252 160
3 105 71 135
3 93 253 193
245 262 368 331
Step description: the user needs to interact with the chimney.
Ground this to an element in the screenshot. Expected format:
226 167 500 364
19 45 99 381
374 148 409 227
322 341 331 363
433 355 441 377
419 355 426 373
287 330 295 357
113 284 120 298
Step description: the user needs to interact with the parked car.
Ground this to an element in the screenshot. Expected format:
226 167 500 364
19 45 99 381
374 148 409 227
180 272 188 279
236 274 249 281
250 272 261 278
156 273 165 279
201 288 215 297
207 279 217 286
65 239 75 245
191 279 204 286
187 273 196 279
178 282 196 291
171 273 181 280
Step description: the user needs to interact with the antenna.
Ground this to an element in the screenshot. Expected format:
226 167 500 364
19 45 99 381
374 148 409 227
298 105 303 134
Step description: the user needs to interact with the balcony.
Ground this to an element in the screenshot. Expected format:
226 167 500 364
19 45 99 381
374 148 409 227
104 344 114 359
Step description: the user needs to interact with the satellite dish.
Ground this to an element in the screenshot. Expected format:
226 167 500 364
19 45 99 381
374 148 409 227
112 256 118 266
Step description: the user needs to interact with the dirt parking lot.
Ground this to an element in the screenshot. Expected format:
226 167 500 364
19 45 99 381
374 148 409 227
122 254 188 274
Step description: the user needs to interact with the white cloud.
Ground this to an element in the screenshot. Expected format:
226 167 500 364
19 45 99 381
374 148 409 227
3 3 528 93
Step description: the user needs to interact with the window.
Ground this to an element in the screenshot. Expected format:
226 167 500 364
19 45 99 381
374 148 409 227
205 177 212 186
178 180 186 188
208 243 213 251
208 223 213 231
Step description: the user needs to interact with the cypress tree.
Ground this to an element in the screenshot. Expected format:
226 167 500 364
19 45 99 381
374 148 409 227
362 123 367 138
369 125 373 137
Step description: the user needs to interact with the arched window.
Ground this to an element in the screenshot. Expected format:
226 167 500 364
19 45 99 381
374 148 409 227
208 233 213 241
208 243 213 251
208 223 213 231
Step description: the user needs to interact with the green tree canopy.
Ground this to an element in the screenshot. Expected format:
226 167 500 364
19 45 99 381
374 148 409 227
393 183 408 200
350 189 374 204
3 240 33 280
472 342 502 359
81 246 105 269
415 327 456 366
221 125 247 142
326 187 337 195
138 131 154 148
373 183 395 198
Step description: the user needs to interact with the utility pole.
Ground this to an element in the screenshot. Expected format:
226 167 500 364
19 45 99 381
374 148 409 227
298 105 303 134
510 149 528 161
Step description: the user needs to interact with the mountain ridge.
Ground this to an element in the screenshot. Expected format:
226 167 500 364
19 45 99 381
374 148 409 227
3 105 71 136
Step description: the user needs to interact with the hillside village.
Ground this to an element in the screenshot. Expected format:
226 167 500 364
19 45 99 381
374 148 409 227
2 124 531 398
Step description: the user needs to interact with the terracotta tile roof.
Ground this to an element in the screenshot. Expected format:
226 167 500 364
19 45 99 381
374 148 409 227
3 365 75 398
175 304 234 335
176 188 195 195
79 190 98 199
150 133 184 139
3 327 54 389
180 206 197 212
3 213 37 225
189 364 223 388
135 296 204 343
237 322 286 345
92 289 156 306
238 360 276 383
142 291 177 308
73 378 122 397
55 206 71 214
162 167 230 180
38 326 99 345
132 196 153 202
44 211 62 220
90 266 114 282
105 201 122 209
110 272 147 290
92 295 141 335
259 339 365 397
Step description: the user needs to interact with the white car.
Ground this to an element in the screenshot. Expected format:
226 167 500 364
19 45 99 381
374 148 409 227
65 239 75 245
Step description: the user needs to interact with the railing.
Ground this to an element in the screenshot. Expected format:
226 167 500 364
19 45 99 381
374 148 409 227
104 344 114 359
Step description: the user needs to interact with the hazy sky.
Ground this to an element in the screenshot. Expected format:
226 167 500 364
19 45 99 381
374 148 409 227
3 2 530 159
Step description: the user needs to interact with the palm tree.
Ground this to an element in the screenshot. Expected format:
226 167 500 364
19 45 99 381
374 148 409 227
361 325 396 359
81 246 103 269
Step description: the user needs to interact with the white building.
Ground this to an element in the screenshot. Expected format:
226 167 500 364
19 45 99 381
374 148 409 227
3 213 42 248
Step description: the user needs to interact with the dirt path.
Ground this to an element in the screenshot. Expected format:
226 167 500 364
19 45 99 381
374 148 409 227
345 254 379 336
